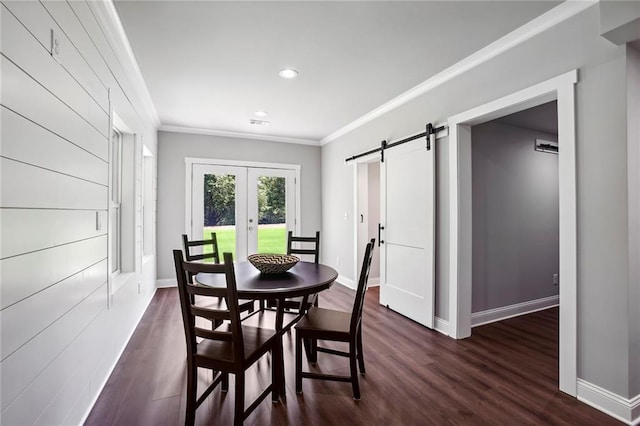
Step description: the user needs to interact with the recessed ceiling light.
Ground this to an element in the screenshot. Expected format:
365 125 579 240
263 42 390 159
254 110 268 117
279 69 298 79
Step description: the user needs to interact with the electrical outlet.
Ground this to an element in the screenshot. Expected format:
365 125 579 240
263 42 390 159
553 273 559 286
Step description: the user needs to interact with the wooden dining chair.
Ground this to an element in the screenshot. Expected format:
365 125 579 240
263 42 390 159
280 230 321 313
287 230 320 264
182 233 255 316
173 250 280 426
294 238 375 400
261 231 321 334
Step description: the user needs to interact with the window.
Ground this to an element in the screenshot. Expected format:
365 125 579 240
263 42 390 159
111 128 123 274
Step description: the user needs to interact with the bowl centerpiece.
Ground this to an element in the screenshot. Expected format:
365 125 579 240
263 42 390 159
248 253 299 274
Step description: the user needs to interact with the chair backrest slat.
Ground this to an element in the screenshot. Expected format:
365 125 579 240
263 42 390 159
195 328 234 341
173 250 244 362
191 306 230 321
287 231 320 264
182 233 221 264
350 239 375 334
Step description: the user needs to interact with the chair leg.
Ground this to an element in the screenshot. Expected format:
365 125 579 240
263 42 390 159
310 338 317 363
271 348 280 403
302 338 312 362
234 373 245 426
349 341 361 400
185 363 197 426
222 372 229 392
356 325 365 375
295 332 303 394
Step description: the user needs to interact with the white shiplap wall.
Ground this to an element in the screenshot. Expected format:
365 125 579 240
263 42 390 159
1 1 158 424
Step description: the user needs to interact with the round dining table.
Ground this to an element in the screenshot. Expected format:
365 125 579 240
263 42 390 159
194 260 338 401
194 260 338 299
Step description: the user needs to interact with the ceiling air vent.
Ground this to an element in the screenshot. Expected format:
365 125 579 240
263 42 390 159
249 119 270 126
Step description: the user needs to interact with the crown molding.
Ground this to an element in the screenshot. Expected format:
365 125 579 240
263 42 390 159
159 125 320 146
87 0 161 128
320 0 597 146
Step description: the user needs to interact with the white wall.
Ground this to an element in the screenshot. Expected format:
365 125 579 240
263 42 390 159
626 42 640 399
320 4 635 400
471 121 559 313
156 130 321 281
0 1 158 424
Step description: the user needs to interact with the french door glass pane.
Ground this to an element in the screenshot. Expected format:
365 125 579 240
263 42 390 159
203 173 236 261
256 176 287 254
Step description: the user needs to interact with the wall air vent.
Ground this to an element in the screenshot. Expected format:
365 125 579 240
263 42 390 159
535 138 558 154
249 119 270 126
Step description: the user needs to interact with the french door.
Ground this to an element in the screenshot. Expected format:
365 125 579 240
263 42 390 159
191 163 296 261
379 139 435 328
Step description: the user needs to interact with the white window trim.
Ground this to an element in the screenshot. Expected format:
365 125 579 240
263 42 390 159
109 112 135 299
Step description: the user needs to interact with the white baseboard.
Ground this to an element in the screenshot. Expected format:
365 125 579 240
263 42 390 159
156 278 176 288
337 274 356 290
577 379 640 425
434 317 449 335
368 277 380 287
471 295 559 327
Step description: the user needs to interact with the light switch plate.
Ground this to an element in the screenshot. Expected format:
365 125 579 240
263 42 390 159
50 29 61 62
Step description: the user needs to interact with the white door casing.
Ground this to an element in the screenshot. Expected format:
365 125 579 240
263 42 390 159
447 70 578 396
380 138 435 328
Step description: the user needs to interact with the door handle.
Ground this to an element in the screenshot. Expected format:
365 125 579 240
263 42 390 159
378 224 384 246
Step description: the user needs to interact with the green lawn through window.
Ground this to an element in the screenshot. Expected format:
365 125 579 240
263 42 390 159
203 225 286 260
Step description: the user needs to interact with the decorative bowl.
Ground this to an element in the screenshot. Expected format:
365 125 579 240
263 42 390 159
248 253 299 274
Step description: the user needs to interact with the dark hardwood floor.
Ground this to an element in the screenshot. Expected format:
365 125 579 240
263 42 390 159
86 285 619 425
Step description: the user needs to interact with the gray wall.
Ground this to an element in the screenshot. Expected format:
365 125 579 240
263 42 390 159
321 5 635 398
471 121 559 313
157 131 321 280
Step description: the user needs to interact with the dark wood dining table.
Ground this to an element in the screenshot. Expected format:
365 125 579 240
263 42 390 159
194 260 338 401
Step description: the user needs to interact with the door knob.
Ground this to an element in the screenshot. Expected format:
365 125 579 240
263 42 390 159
378 224 384 246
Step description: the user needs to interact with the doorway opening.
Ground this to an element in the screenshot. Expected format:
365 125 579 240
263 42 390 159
448 70 577 396
470 101 559 328
185 158 301 261
355 161 381 295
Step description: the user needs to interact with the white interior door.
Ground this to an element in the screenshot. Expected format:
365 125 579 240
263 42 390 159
379 139 435 328
247 168 296 255
191 164 296 261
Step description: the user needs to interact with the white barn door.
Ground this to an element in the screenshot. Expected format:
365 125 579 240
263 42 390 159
379 139 435 328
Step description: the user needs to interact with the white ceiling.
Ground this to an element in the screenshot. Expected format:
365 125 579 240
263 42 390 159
114 1 560 143
497 101 558 136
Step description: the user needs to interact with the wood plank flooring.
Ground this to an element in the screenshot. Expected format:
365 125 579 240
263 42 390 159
85 285 620 425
